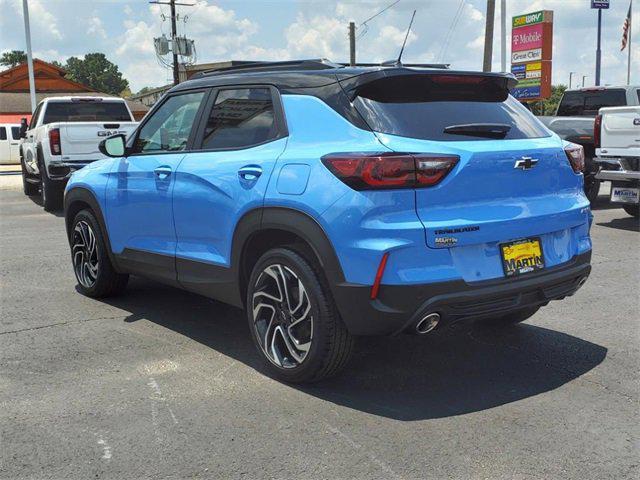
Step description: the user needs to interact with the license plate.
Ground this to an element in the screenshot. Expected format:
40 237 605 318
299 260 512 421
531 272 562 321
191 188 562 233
611 187 639 204
500 238 545 277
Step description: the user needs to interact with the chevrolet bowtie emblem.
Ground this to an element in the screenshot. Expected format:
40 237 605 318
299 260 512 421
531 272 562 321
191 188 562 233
514 157 539 170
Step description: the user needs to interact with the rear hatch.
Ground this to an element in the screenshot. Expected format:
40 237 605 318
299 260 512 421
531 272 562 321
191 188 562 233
44 99 137 160
600 106 640 152
343 71 590 279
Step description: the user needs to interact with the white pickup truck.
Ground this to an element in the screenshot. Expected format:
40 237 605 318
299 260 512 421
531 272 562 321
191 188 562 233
595 105 640 217
20 96 138 211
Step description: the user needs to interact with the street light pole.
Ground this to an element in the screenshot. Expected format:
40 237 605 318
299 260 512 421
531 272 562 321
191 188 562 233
595 8 602 86
21 0 36 113
582 75 589 87
569 72 576 89
500 0 506 72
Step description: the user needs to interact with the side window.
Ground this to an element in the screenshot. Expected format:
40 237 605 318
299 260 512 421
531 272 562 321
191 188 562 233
0 127 6 141
132 91 205 154
30 103 43 129
11 127 20 140
200 88 278 150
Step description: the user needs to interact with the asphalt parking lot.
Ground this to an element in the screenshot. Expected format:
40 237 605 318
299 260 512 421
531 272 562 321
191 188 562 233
0 180 638 480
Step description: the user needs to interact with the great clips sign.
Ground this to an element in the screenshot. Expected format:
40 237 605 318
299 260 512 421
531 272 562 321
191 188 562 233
511 10 553 101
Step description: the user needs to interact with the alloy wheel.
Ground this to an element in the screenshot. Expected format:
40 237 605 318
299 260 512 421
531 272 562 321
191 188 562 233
72 220 99 288
251 264 313 369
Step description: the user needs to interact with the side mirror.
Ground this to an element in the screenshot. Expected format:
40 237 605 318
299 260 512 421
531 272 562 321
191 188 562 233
20 118 28 138
99 134 127 157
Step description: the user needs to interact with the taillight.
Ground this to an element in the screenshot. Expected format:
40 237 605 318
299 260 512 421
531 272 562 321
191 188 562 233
49 128 61 155
594 114 602 149
564 143 585 173
321 152 458 190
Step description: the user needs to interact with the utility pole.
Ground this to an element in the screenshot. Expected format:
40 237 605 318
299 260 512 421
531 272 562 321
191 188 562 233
22 0 36 113
150 0 193 85
483 0 496 72
169 0 179 85
595 8 602 85
349 22 356 66
500 0 506 72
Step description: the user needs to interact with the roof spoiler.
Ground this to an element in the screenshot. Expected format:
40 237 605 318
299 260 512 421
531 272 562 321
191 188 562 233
339 70 519 103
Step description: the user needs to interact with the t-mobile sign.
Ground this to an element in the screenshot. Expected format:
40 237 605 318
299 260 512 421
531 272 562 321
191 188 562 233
511 10 554 101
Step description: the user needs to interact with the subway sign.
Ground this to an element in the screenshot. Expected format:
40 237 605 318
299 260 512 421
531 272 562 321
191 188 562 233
511 10 553 102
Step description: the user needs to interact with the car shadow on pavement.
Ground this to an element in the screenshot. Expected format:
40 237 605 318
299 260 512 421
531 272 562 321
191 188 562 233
112 277 607 422
596 216 639 232
26 194 65 217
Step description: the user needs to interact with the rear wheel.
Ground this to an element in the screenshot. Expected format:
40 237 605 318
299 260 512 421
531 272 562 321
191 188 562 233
491 306 540 325
583 175 601 204
71 209 128 298
38 154 64 212
247 247 353 383
20 154 38 196
623 205 639 218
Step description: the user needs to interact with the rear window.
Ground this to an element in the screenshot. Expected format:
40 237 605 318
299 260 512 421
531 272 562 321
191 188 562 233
353 75 550 142
43 101 131 124
557 89 627 116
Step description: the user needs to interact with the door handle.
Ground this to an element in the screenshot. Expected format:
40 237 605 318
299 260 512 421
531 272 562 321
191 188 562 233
238 165 262 181
154 166 173 180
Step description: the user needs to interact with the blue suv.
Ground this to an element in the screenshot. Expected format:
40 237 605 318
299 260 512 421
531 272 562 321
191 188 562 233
64 60 592 382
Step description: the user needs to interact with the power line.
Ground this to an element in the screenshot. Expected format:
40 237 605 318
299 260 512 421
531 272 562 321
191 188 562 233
357 0 401 40
437 0 465 63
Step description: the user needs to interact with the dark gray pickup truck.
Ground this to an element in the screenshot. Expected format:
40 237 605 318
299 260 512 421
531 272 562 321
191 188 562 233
539 86 640 203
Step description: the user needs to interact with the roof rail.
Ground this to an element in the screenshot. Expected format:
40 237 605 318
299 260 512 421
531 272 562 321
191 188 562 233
339 62 450 69
195 59 341 78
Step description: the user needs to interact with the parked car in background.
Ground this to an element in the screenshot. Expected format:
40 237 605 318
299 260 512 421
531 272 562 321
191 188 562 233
539 85 640 203
20 96 138 211
64 61 592 383
0 123 21 165
594 105 640 217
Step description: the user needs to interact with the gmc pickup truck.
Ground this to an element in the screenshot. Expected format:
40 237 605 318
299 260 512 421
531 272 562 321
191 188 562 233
539 85 640 203
20 96 138 211
594 105 640 217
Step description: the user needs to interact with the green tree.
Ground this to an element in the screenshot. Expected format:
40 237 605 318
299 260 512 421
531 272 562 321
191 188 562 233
0 50 27 68
62 53 129 95
531 84 567 116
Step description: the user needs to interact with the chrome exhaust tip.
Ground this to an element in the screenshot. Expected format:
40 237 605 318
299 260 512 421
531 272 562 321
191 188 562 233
577 276 588 288
415 313 440 334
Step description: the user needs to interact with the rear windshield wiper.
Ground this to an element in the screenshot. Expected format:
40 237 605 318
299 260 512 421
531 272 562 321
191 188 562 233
443 123 511 139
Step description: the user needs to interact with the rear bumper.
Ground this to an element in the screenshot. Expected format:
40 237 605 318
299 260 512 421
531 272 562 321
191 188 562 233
595 169 640 182
48 161 95 180
332 251 591 336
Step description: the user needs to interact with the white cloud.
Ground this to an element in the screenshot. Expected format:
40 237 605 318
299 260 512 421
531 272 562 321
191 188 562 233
87 17 107 39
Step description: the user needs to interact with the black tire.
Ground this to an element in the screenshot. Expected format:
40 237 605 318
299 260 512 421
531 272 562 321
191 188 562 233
246 247 354 383
20 154 38 196
584 175 600 204
492 306 540 325
623 205 639 218
70 209 128 298
38 152 64 212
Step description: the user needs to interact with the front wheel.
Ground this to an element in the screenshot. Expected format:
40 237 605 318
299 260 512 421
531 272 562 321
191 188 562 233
71 209 128 298
247 247 353 383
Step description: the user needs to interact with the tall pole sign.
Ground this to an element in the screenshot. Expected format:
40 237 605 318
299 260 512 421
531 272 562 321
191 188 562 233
511 10 553 101
592 0 609 86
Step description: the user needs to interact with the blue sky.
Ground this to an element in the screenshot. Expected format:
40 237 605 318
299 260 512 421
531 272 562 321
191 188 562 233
0 0 637 92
